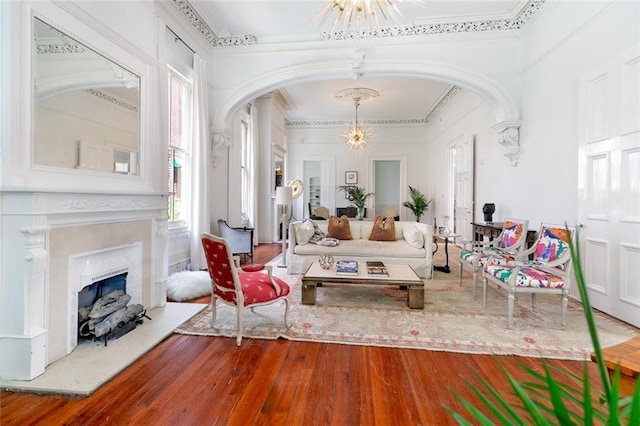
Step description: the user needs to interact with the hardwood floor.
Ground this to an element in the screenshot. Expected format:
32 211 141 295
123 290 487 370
1 243 603 425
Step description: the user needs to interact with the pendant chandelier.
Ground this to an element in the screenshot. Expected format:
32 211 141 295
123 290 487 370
314 0 421 39
336 87 379 151
344 99 369 151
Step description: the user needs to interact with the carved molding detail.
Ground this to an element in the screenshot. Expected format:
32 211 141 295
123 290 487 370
173 0 257 47
426 86 462 124
211 131 230 168
37 43 86 54
174 0 543 46
494 122 522 166
21 226 50 331
286 118 427 127
85 89 138 112
21 225 50 262
350 52 365 80
60 198 153 210
323 0 545 41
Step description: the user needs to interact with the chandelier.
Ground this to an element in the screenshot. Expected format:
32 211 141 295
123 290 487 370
314 0 420 39
336 88 379 151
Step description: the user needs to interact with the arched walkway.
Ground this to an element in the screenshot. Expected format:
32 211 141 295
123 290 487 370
212 59 522 165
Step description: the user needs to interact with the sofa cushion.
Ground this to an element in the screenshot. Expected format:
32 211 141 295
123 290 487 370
368 216 396 241
294 220 315 245
402 222 424 249
294 239 425 258
327 215 353 240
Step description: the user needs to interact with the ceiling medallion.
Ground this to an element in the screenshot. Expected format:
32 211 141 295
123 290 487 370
336 88 379 151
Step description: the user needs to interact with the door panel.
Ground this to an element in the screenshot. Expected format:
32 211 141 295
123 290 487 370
373 160 401 218
449 135 474 241
578 45 640 327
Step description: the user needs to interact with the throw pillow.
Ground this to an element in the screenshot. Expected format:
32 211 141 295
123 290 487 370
403 222 424 248
327 215 353 240
309 221 326 244
368 215 396 241
295 220 315 245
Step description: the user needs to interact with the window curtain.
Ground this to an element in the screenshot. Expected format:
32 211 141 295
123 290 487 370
249 104 259 245
190 54 210 271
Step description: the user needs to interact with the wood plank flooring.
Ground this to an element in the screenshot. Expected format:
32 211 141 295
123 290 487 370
1 243 605 425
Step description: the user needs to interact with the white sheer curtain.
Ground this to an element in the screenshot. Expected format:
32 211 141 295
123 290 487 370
249 104 259 245
190 54 210 270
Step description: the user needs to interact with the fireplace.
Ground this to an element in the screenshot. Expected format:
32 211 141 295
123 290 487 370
68 243 143 353
0 191 168 382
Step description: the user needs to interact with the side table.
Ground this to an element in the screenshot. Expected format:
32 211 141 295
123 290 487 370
433 233 460 273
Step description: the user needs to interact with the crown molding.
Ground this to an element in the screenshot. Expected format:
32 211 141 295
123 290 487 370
175 0 545 47
323 0 545 41
172 0 257 47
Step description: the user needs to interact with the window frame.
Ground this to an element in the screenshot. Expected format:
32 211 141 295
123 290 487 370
167 67 193 228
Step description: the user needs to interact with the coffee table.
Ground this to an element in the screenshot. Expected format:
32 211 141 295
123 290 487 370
301 262 425 309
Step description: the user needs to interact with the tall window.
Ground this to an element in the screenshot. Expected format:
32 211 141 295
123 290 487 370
168 69 192 223
240 117 250 220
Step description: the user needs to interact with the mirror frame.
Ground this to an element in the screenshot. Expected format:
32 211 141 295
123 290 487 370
31 14 142 176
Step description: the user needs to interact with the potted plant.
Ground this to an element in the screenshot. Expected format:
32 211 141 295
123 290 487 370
337 185 374 220
403 186 432 222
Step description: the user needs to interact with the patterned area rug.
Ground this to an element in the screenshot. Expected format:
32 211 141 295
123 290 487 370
175 251 638 360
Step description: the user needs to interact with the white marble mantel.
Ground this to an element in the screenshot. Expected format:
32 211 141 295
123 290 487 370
0 191 168 381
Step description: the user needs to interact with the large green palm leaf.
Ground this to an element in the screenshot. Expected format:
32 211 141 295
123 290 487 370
446 226 640 424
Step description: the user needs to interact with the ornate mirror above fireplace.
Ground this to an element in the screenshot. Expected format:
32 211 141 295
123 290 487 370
33 17 141 174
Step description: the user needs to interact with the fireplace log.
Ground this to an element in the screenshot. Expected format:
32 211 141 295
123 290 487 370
93 304 144 337
89 290 131 319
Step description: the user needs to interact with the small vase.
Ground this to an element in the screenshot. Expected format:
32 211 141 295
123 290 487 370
357 206 365 220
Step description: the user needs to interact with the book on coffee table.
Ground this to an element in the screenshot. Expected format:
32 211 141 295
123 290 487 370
336 260 358 275
366 261 389 277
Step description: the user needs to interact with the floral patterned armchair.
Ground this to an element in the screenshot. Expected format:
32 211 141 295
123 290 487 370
482 223 575 329
458 219 529 298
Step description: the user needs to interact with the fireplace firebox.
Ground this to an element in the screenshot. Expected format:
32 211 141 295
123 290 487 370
78 272 149 345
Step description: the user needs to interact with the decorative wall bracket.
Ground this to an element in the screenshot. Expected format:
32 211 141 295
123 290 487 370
493 121 521 166
210 131 230 168
350 51 365 80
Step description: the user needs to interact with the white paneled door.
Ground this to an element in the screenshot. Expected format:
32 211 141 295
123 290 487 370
578 45 640 327
449 134 475 242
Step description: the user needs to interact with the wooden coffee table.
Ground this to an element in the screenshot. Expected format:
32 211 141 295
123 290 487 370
301 262 425 309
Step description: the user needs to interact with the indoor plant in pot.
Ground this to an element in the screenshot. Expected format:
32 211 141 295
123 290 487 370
337 185 374 220
403 186 432 222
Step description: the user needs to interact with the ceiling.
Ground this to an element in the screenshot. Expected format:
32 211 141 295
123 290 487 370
185 0 535 122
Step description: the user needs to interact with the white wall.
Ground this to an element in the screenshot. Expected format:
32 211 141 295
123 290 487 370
425 90 500 225
425 0 640 234
287 124 429 221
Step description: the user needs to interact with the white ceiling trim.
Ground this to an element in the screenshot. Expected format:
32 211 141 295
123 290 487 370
174 0 546 47
414 1 531 25
323 0 545 41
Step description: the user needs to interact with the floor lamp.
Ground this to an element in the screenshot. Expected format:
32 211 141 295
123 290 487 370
276 186 293 268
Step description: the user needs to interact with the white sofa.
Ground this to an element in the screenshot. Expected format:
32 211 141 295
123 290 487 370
287 219 434 278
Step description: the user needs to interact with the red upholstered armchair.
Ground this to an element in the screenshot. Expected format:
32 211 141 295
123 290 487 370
201 233 290 345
